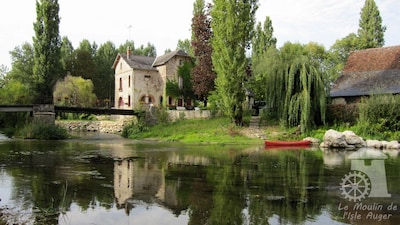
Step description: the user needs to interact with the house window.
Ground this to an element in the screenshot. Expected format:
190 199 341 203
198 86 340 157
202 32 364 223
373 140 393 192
178 76 183 89
179 59 183 66
128 76 131 88
119 77 123 91
128 95 131 107
140 96 146 103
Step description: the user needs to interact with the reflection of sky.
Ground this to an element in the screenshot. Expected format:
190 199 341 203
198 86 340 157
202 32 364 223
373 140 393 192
0 170 13 205
0 170 33 224
60 201 189 225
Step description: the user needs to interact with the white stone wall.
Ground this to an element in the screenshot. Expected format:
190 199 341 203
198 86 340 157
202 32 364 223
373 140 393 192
167 109 211 121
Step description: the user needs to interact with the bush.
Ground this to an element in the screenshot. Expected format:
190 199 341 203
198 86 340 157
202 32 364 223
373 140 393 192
355 94 400 140
17 122 68 140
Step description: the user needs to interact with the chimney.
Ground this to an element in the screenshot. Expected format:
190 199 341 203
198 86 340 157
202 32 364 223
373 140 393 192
127 46 131 60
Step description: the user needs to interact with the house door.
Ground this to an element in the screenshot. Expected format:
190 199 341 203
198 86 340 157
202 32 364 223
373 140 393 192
118 97 124 108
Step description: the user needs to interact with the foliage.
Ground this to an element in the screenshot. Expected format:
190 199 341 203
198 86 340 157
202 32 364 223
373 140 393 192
16 122 68 140
94 41 118 103
326 33 360 82
117 40 156 57
0 80 34 104
7 43 35 91
249 16 278 101
261 43 327 133
33 0 62 104
53 75 97 107
211 0 258 126
165 61 195 103
191 0 216 107
251 16 277 62
177 39 193 56
0 65 7 88
358 0 386 49
356 94 400 138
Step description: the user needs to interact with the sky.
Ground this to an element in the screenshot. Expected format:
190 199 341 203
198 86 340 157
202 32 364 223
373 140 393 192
0 0 399 69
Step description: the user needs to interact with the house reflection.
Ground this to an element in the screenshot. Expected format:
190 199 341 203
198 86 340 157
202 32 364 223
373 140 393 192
112 151 212 215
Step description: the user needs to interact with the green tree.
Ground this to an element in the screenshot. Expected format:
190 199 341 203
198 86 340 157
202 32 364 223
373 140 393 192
177 39 193 56
211 0 258 126
358 0 386 49
60 36 74 75
8 43 35 90
191 0 215 106
327 33 360 82
0 80 34 104
70 40 97 81
249 16 277 100
118 40 135 54
264 43 327 132
53 74 97 107
0 64 8 87
95 41 118 105
133 42 157 57
251 16 277 62
32 0 62 104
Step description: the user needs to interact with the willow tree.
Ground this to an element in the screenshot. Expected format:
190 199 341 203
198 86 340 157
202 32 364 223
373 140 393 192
265 43 327 132
211 0 258 126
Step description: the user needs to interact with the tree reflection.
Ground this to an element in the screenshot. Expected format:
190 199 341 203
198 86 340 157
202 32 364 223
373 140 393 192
1 140 399 224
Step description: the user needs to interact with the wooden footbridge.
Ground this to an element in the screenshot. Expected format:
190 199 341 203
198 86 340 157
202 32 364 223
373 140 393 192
0 104 139 116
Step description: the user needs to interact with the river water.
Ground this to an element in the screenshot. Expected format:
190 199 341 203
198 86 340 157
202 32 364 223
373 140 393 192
0 132 400 225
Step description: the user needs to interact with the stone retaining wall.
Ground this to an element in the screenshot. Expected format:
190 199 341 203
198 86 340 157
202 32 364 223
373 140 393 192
56 115 135 134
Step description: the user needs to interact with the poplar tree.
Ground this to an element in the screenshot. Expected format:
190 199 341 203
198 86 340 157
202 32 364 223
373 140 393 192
251 16 277 62
33 0 62 104
250 16 277 100
191 0 215 106
211 0 258 126
358 0 386 49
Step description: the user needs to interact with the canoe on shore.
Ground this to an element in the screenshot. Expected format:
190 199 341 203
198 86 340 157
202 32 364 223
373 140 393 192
264 140 311 147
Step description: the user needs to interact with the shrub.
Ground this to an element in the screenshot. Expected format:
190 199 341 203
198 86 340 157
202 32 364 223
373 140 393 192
355 94 400 139
17 122 68 140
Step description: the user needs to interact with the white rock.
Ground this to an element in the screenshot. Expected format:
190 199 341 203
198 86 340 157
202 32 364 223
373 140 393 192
323 129 348 148
342 130 364 145
386 141 400 149
366 140 383 149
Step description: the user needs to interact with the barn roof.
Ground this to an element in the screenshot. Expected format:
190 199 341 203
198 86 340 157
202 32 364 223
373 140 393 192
330 45 400 97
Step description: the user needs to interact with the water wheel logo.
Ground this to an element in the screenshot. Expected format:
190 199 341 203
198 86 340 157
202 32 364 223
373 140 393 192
340 170 371 202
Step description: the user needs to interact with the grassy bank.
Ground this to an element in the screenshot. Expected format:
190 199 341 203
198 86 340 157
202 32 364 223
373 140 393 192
125 117 263 145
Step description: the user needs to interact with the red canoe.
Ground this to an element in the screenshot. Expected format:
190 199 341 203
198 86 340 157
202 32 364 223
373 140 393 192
264 140 311 147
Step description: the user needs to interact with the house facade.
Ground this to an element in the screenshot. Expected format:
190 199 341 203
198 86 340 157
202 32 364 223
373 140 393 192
112 49 192 109
330 45 400 104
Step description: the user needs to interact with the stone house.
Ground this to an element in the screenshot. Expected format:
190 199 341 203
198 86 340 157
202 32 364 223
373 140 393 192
112 48 192 109
330 45 400 104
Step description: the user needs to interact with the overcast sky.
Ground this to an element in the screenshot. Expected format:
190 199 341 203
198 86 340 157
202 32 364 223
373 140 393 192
0 0 399 68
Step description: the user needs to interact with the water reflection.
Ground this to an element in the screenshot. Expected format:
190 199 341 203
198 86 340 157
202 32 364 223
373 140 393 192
0 138 399 225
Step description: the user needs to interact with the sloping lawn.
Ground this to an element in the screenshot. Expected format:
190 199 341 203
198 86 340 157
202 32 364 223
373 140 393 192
129 117 261 145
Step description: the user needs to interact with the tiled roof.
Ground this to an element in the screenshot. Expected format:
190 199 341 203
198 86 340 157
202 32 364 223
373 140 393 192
330 45 400 97
112 49 190 71
152 49 190 67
